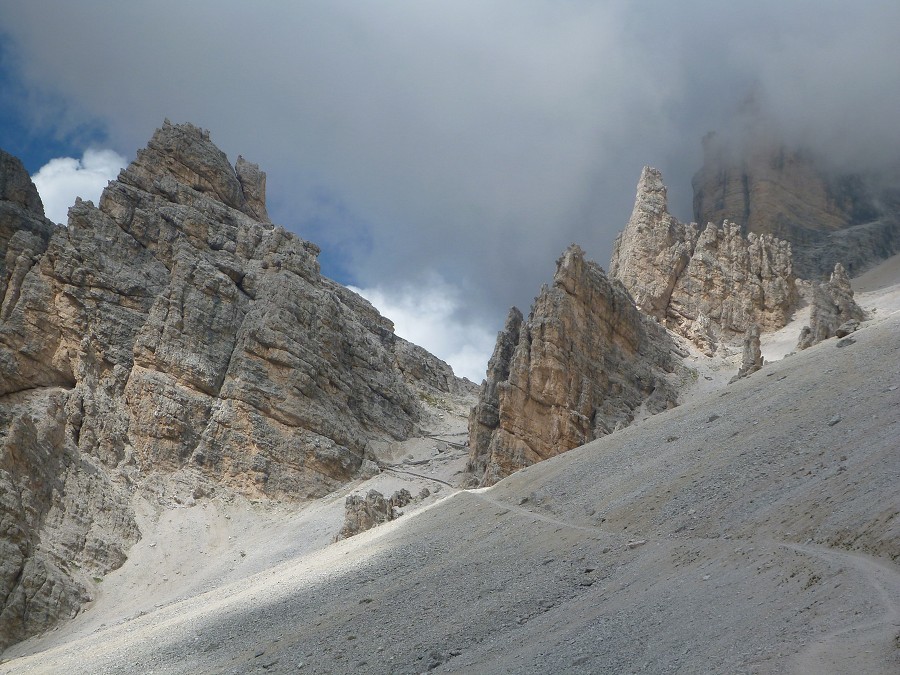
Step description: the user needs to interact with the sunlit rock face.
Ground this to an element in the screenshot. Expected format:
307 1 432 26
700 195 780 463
469 245 685 487
611 166 798 355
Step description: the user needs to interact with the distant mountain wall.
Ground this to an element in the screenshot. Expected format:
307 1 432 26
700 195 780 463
692 132 900 279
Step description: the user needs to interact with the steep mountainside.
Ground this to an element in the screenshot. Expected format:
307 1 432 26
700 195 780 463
468 245 686 486
692 131 900 278
0 122 468 650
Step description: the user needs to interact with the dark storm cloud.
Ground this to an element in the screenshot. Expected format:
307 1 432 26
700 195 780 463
2 0 898 377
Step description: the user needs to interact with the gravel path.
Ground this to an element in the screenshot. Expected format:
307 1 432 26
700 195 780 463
788 542 900 674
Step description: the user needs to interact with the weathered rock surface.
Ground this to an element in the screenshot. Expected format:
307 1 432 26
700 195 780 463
611 167 798 353
468 245 685 486
0 122 467 649
730 324 763 383
467 307 523 480
797 263 867 350
337 488 414 539
692 132 900 278
0 150 56 321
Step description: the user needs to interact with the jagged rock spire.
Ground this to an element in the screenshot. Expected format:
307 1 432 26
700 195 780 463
611 166 798 354
468 244 684 486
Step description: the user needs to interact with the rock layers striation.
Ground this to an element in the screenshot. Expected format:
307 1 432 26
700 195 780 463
468 245 685 486
611 167 798 354
0 121 465 649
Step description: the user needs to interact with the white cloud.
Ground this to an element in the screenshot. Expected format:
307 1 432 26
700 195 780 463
33 149 126 224
349 280 496 383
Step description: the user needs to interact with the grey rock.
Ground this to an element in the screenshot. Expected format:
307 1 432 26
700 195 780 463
731 324 763 382
835 319 860 338
336 488 415 539
467 307 523 480
0 150 57 315
798 263 866 349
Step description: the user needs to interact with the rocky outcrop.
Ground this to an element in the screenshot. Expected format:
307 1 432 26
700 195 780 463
468 245 684 487
0 122 467 649
730 324 763 383
692 132 900 278
610 167 798 354
337 488 414 539
798 263 867 350
0 150 57 320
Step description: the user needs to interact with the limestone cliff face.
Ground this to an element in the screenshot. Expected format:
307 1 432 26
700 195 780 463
692 133 900 278
0 150 56 320
0 122 465 649
611 167 798 354
468 246 683 487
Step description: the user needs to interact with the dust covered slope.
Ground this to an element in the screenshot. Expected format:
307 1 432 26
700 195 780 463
4 280 898 674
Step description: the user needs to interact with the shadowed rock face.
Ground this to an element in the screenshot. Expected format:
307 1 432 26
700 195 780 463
0 121 465 650
0 150 56 318
611 167 798 354
468 245 684 487
692 132 900 278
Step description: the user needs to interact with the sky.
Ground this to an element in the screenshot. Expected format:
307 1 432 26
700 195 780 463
1 1 898 380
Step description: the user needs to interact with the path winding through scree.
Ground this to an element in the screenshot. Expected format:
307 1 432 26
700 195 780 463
469 489 627 542
780 542 900 674
474 490 900 673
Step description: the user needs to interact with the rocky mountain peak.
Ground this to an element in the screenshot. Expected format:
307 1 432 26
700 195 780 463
468 244 686 486
609 167 694 321
115 120 268 222
634 165 670 217
0 151 56 322
0 149 44 215
0 121 469 649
